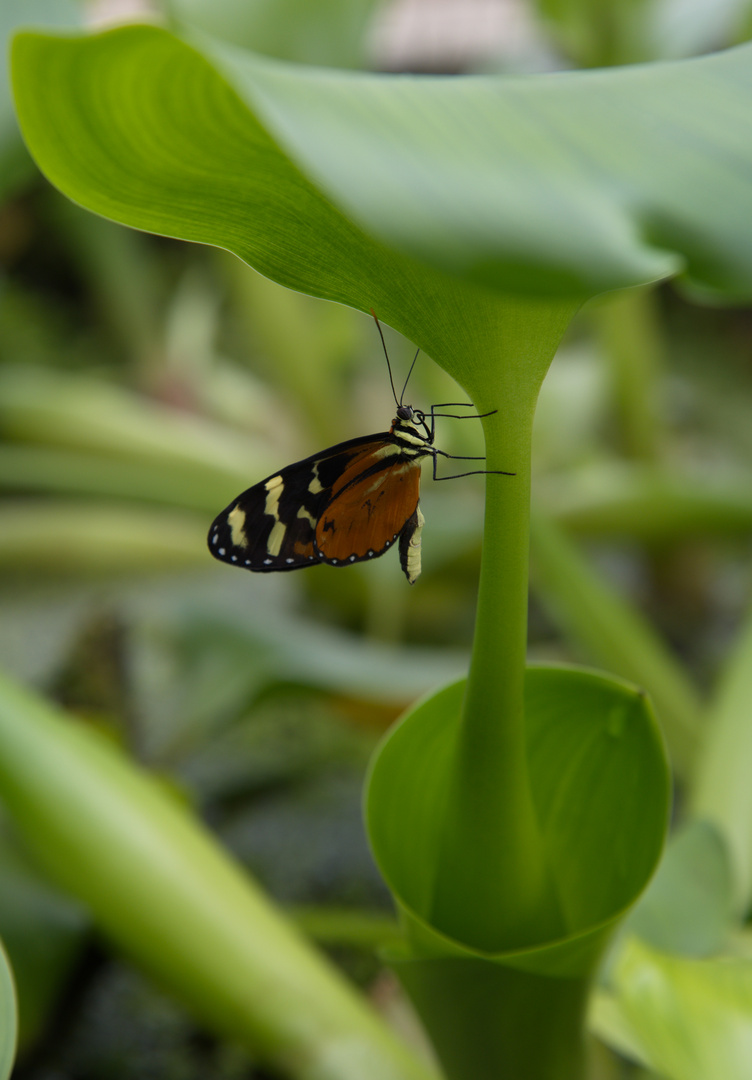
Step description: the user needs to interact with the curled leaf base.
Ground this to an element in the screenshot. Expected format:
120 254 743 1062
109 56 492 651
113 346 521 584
366 666 670 1080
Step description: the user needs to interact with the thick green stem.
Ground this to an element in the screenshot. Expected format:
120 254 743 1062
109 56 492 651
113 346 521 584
427 297 578 951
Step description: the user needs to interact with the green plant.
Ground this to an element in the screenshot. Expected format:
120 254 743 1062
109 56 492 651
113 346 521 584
6 17 752 1080
0 938 16 1080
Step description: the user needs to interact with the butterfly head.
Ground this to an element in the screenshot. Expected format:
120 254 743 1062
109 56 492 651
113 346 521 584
393 403 431 444
395 403 427 427
397 404 418 423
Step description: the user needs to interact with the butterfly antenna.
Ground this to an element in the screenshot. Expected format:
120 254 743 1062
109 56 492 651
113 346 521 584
399 348 420 405
371 309 399 408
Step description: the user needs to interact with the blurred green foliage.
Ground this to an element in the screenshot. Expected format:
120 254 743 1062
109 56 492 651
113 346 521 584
2 1 752 1078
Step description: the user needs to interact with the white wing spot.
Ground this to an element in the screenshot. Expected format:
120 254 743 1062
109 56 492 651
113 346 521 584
231 555 238 562
245 560 251 565
211 533 219 545
218 548 226 556
385 541 390 547
331 559 338 564
368 550 374 557
263 558 272 565
318 552 325 558
349 555 356 562
286 558 294 564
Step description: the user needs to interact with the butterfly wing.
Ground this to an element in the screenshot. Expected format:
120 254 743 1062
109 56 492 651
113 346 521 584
315 454 422 571
208 434 422 575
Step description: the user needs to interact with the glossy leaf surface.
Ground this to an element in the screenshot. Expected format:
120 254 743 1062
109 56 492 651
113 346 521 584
12 28 752 366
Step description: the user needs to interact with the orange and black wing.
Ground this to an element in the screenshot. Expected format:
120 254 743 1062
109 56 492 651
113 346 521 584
207 434 425 581
315 451 422 573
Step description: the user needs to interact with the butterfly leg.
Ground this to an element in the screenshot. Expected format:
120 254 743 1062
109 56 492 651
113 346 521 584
428 404 499 436
431 447 515 481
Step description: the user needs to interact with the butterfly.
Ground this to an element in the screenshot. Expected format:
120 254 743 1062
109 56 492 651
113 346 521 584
208 314 513 584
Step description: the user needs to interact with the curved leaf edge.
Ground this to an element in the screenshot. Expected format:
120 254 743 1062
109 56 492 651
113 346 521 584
365 664 671 976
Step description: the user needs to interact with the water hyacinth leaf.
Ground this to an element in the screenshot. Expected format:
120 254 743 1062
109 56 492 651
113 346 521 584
369 669 669 962
204 36 752 302
12 28 752 378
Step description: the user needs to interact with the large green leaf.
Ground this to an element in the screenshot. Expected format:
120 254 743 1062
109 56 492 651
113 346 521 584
206 35 752 302
12 24 575 407
12 27 752 368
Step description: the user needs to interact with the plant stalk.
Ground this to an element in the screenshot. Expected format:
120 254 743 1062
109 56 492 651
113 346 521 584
427 297 578 951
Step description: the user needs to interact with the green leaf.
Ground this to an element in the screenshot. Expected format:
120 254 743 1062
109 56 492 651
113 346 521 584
0 364 271 500
368 669 669 964
0 502 207 574
206 36 752 301
625 821 735 957
366 667 670 1079
540 462 752 541
0 671 435 1080
11 24 554 407
692 603 752 915
0 938 16 1080
13 27 752 353
592 936 752 1080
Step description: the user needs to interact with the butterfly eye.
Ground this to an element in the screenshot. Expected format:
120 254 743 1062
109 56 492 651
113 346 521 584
397 405 413 420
